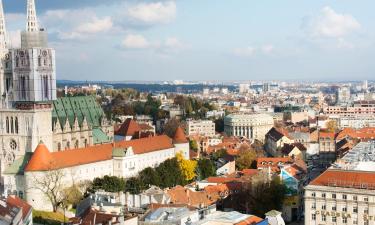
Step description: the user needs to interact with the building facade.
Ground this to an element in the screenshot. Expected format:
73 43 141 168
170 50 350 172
186 120 215 137
224 113 274 142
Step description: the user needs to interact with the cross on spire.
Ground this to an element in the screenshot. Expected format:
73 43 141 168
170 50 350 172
0 0 7 50
26 0 39 32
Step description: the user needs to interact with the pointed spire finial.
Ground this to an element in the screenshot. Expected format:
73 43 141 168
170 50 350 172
26 0 39 32
0 0 8 50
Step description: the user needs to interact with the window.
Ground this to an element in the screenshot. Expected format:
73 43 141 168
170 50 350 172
57 143 61 151
15 117 18 134
332 206 337 211
312 214 316 220
332 193 336 199
364 208 369 214
353 207 358 213
10 117 14 133
343 207 347 212
6 117 9 133
353 220 357 224
353 196 358 201
332 217 336 222
364 197 369 202
311 192 316 197
342 217 347 223
343 194 347 199
38 57 41 66
322 205 326 210
322 193 326 198
321 215 326 221
311 203 316 209
9 140 17 150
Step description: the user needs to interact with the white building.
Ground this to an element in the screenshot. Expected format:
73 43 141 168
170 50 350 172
186 120 215 137
224 113 274 142
4 131 189 211
305 141 375 225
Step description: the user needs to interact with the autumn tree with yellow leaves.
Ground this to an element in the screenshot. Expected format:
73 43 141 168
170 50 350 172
176 152 197 182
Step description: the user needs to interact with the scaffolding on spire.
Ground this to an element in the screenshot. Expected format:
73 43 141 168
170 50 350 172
26 0 39 32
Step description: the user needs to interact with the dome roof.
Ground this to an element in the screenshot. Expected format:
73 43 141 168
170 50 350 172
25 142 52 172
173 127 188 144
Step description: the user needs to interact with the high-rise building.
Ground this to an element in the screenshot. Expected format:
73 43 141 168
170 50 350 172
239 83 250 93
336 86 351 104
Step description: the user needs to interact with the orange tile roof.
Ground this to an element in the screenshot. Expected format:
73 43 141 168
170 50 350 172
174 127 188 144
25 135 174 172
319 132 335 139
337 127 375 140
310 170 375 190
235 216 264 225
115 118 141 136
6 195 32 220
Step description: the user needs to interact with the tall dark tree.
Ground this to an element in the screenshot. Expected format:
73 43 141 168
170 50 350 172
197 158 216 180
139 167 160 188
156 158 184 188
125 177 143 194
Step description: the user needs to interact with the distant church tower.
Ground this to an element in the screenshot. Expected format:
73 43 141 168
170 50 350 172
0 0 9 108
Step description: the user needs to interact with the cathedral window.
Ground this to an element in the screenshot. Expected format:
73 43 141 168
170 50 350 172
10 117 14 133
15 117 18 134
10 140 17 150
38 57 41 66
6 117 9 133
84 139 88 147
15 57 19 67
20 76 27 100
43 75 49 99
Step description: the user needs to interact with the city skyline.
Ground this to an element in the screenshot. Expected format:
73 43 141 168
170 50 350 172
4 0 375 81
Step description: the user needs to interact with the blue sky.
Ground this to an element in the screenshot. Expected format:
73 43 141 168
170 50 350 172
3 0 375 81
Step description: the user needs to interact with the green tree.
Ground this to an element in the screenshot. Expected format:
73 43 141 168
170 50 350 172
125 177 143 194
189 140 198 152
236 147 257 170
211 148 228 161
223 177 287 217
156 158 184 188
92 176 125 193
139 167 160 188
197 158 216 180
62 185 83 208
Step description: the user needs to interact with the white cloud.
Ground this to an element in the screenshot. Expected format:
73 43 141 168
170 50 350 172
76 17 113 34
164 37 188 50
233 47 256 57
305 6 360 38
233 44 274 57
127 1 176 25
122 34 150 49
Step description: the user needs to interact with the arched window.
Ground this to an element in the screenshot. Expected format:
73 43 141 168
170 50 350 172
38 57 41 66
15 117 18 134
10 117 14 133
66 141 70 150
15 57 19 67
84 139 88 147
75 140 79 148
6 117 9 133
57 143 61 151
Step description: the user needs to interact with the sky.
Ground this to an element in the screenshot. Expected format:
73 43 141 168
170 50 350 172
3 0 375 81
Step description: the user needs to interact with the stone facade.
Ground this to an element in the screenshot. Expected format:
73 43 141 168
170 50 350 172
224 113 274 142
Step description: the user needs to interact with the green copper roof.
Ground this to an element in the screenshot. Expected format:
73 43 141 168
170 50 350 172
112 148 126 157
52 96 105 129
4 153 32 175
93 128 111 144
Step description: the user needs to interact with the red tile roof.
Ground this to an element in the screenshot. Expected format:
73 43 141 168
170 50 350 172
174 127 188 144
25 135 174 172
4 196 32 220
115 118 141 136
337 127 375 140
310 170 375 190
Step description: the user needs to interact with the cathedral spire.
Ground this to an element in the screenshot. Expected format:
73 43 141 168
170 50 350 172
26 0 39 32
0 0 7 50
